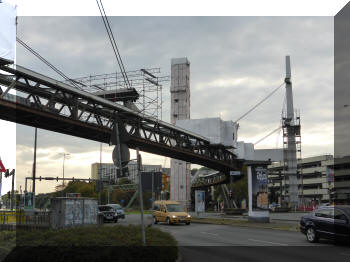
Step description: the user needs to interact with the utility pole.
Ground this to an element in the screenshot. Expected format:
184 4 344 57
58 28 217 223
152 171 155 210
62 153 69 196
114 122 123 184
32 127 37 208
230 173 233 208
10 170 15 210
137 148 146 245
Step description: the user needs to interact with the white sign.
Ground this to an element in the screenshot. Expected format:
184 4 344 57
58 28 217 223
230 171 241 176
195 190 205 213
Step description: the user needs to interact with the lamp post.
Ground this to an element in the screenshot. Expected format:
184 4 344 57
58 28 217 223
62 153 70 196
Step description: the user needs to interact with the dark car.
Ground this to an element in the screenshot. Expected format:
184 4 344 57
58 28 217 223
98 205 118 223
106 204 125 219
299 205 350 243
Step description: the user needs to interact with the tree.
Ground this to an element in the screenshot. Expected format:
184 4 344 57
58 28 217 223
118 178 133 185
232 174 248 205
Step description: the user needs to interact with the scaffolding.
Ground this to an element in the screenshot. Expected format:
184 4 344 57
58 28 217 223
67 68 170 120
281 109 302 207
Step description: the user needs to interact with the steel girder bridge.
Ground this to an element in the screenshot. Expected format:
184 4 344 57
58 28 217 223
0 58 242 174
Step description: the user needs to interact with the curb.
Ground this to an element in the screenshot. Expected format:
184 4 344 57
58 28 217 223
175 250 183 262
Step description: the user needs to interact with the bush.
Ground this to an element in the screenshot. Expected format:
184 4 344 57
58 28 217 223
4 225 178 262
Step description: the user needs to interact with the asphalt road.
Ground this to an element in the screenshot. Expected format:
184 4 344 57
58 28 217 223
154 222 324 246
154 222 350 262
107 214 350 261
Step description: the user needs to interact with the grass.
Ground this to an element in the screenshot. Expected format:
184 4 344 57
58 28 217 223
191 217 299 232
125 210 153 215
1 225 178 262
0 230 16 261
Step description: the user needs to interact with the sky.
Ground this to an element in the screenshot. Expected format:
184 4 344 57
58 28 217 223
0 0 345 195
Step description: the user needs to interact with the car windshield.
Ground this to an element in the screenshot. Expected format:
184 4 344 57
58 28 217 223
166 204 184 212
108 204 122 210
99 206 113 211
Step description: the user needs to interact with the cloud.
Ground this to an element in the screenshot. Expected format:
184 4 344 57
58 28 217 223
11 16 333 193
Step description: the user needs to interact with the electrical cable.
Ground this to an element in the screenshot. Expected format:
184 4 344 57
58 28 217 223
96 0 131 89
16 37 82 90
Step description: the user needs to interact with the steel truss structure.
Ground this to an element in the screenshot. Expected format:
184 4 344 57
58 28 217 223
0 58 241 174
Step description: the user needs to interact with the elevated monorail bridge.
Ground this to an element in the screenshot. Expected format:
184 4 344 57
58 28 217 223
0 58 242 174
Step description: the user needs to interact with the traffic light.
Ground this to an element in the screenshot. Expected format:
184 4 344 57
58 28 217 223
4 169 15 178
161 173 167 191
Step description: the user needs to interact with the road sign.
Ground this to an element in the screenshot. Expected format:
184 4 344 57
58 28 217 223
140 172 162 192
112 143 130 167
24 192 34 210
0 159 6 173
230 171 241 176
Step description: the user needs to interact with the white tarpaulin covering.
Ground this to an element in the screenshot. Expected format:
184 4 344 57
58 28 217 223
0 1 16 61
176 117 238 148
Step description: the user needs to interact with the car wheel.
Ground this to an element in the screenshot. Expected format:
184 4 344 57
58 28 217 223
153 217 158 224
306 227 318 243
186 222 190 225
166 217 172 225
114 219 118 223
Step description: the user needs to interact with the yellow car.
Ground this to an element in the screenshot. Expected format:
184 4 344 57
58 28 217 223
153 200 191 225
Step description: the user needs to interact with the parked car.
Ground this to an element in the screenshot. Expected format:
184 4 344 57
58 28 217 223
153 200 191 225
268 203 280 211
106 204 125 219
299 205 350 243
98 205 118 223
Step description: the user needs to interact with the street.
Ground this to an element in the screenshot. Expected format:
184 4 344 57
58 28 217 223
110 214 350 262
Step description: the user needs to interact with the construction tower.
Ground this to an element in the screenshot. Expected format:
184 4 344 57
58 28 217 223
282 56 301 209
170 57 191 207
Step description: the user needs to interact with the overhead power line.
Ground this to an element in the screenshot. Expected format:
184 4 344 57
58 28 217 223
95 0 131 89
16 37 82 90
234 82 284 123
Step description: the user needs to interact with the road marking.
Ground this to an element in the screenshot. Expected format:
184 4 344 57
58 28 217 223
248 239 288 246
200 231 218 236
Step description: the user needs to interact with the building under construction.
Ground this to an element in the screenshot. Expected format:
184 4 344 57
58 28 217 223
170 57 191 206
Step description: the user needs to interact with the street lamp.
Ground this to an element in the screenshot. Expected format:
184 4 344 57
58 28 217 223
62 153 70 193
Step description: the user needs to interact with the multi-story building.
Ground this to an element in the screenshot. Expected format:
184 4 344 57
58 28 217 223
332 156 350 204
91 161 162 183
268 155 334 206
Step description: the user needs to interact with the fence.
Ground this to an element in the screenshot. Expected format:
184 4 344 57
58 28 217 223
0 210 50 229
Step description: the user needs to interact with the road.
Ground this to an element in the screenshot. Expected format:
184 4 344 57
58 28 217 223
113 214 350 262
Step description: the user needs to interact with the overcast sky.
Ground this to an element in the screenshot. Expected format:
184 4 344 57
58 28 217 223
1 15 334 194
